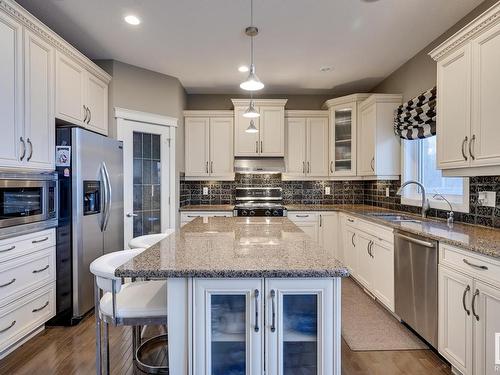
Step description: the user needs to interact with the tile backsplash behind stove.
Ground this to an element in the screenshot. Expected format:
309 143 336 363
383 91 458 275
181 174 500 228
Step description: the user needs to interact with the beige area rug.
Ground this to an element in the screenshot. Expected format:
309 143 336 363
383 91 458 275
342 277 428 351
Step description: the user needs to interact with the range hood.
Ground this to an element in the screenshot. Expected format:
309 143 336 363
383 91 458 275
234 157 285 174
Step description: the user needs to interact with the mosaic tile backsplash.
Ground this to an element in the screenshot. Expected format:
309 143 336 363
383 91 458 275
180 175 500 228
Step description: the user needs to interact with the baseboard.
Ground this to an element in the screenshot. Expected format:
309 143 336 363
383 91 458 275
0 324 45 360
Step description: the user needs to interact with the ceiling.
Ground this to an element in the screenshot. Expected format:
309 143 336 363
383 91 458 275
17 0 483 94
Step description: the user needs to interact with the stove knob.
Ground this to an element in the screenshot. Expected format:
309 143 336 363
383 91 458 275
272 210 279 216
249 210 256 216
241 210 248 216
265 210 271 216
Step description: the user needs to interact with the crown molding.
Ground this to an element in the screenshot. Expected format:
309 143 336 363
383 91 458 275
429 2 500 61
183 110 234 117
359 94 402 110
285 110 328 118
115 107 178 127
0 0 111 83
231 99 288 107
322 94 371 109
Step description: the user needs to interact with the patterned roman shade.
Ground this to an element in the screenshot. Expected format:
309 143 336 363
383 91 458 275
394 87 436 140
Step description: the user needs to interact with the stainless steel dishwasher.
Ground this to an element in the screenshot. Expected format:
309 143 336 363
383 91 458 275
394 230 438 348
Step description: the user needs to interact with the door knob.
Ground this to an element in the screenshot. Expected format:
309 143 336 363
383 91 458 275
126 213 138 217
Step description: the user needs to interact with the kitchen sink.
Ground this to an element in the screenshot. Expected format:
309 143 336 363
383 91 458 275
366 213 422 223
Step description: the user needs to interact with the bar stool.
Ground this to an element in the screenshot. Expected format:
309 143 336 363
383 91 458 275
128 229 175 249
90 249 168 375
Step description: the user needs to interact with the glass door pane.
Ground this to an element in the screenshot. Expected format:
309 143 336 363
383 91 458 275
283 294 318 374
132 131 161 237
334 109 352 172
211 294 246 375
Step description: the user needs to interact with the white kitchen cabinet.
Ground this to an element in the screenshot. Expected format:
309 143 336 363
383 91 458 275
266 278 336 375
354 231 373 290
342 222 358 277
0 11 23 169
323 94 370 177
192 278 264 375
56 51 109 135
180 211 233 227
285 112 329 179
438 242 500 375
23 30 55 170
184 111 234 180
287 212 319 241
358 94 402 177
370 239 395 311
430 3 500 176
438 265 474 375
232 99 287 157
318 212 340 259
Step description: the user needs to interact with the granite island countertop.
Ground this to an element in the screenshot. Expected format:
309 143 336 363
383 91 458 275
116 217 349 279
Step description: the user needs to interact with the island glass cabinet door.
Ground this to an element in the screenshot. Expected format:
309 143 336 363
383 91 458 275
265 279 335 375
193 279 264 375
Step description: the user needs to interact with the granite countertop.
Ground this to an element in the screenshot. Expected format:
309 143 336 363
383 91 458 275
116 217 349 279
179 205 234 212
287 204 500 259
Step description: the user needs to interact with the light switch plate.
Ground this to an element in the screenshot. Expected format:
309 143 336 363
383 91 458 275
203 187 209 195
325 186 331 195
386 187 390 197
478 191 496 207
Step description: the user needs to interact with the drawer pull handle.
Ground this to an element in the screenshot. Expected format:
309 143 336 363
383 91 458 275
32 237 49 244
295 215 309 218
462 285 470 316
32 301 49 313
32 265 49 273
347 218 354 223
463 259 488 270
0 320 16 333
186 215 200 218
0 245 15 253
0 278 16 288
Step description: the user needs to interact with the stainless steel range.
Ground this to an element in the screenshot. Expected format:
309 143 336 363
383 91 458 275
233 187 286 217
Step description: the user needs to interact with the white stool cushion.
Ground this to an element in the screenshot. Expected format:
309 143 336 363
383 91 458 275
128 229 175 249
90 249 145 293
100 280 167 318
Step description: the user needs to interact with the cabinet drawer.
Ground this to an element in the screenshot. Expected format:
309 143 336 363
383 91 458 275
440 243 500 287
341 214 357 227
287 212 318 222
0 229 55 263
0 282 55 353
0 247 55 307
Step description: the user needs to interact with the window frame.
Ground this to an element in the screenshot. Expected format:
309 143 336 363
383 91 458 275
401 138 469 213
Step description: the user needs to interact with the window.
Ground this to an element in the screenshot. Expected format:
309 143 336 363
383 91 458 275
401 136 469 212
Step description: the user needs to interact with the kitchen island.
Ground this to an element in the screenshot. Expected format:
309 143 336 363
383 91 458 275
116 216 348 375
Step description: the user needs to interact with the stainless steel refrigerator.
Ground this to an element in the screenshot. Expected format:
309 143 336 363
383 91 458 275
50 127 123 325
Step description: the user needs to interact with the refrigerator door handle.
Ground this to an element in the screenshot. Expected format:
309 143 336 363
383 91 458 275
102 162 112 232
99 164 107 232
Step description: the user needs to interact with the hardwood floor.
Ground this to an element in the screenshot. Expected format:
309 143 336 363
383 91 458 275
0 313 452 375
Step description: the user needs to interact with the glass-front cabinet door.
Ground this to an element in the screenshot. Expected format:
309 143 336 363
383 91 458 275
266 279 335 375
329 103 357 177
193 279 264 375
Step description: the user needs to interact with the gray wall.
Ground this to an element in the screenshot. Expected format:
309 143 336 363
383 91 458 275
95 60 187 225
186 94 336 110
372 0 498 101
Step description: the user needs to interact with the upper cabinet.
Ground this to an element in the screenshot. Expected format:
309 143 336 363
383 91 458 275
284 111 329 179
56 51 109 135
430 2 500 176
0 0 111 171
184 111 234 180
232 99 287 157
358 94 402 178
323 94 369 177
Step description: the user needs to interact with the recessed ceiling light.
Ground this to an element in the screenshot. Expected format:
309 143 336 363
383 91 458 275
124 15 141 26
320 66 334 72
238 65 249 73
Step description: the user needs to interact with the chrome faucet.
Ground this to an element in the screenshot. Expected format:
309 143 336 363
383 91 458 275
396 180 430 218
433 193 454 226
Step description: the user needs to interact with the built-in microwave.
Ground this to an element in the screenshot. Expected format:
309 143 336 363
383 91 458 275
0 173 58 238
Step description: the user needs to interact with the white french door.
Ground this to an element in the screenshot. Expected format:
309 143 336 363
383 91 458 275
117 115 174 247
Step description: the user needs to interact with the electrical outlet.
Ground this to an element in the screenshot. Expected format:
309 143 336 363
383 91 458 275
325 186 331 195
478 191 496 207
385 187 390 197
203 187 209 195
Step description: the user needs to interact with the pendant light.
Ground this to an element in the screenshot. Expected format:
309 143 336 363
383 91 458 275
246 119 258 133
240 0 264 91
244 91 260 131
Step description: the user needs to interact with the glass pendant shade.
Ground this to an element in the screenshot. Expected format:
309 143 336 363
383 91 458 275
240 64 264 91
242 100 260 118
246 119 258 133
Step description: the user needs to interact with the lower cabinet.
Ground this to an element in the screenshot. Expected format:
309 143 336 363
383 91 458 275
438 244 500 375
180 211 233 227
287 212 319 240
193 278 338 375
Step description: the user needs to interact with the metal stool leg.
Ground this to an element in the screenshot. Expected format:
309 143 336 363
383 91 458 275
103 321 110 375
95 278 102 375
